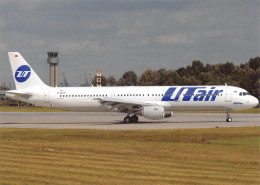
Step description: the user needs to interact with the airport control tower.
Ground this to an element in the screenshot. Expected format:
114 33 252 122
47 52 59 87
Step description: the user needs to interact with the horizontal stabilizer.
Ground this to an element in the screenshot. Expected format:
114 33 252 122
5 90 32 99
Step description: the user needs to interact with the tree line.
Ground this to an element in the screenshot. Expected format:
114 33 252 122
90 57 260 100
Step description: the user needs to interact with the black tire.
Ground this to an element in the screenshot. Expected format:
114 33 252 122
130 115 138 123
124 116 130 123
226 118 232 122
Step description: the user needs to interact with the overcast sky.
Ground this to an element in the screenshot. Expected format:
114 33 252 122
0 0 259 87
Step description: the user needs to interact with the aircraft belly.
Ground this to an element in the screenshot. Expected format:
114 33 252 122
167 106 229 111
53 99 105 112
164 101 228 111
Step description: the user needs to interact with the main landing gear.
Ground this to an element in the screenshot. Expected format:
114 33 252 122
123 114 139 123
226 111 232 122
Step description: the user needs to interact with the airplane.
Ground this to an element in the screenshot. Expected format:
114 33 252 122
5 52 259 123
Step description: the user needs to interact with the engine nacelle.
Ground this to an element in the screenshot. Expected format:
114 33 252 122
164 111 173 118
137 105 165 120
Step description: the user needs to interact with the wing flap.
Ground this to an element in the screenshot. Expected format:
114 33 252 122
96 97 155 113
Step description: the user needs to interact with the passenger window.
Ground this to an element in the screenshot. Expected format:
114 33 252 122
243 92 246 96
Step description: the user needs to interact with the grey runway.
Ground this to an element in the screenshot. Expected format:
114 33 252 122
0 112 259 130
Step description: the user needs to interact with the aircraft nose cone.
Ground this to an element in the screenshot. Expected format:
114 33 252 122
252 97 259 107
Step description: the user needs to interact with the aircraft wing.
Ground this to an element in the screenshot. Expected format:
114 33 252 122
95 97 156 113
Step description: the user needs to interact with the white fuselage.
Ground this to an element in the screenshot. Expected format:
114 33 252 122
7 85 258 112
6 52 259 122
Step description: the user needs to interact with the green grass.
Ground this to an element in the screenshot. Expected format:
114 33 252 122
176 108 260 113
0 127 259 185
0 106 66 112
231 108 260 113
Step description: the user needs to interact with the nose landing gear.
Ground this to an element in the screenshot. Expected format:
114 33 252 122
123 114 139 123
226 111 232 122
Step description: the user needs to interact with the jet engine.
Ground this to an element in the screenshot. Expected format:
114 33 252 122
137 105 173 120
164 111 173 118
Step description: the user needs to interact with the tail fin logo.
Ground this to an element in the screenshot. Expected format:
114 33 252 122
15 65 31 82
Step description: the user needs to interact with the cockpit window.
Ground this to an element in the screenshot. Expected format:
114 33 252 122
240 92 250 96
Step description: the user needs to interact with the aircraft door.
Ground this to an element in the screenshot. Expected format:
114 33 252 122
111 91 117 98
225 88 232 102
44 89 50 103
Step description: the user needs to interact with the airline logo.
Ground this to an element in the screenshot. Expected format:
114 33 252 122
162 87 223 102
15 65 31 82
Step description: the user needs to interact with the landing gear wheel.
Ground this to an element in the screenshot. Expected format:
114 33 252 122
226 117 232 122
124 116 131 123
226 111 232 122
130 115 139 123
